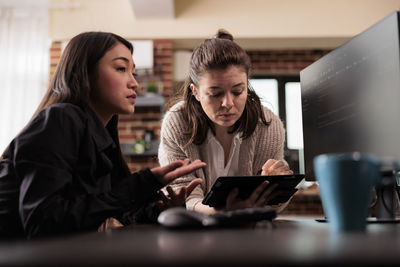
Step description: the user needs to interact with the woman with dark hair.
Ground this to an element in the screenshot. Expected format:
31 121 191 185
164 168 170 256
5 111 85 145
158 29 292 214
0 31 205 239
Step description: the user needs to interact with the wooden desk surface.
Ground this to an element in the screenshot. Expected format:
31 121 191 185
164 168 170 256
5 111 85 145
1 216 400 266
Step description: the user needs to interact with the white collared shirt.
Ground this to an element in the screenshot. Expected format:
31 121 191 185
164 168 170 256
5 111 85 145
205 129 242 187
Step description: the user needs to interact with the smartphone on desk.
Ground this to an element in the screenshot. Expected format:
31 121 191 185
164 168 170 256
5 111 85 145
202 174 305 208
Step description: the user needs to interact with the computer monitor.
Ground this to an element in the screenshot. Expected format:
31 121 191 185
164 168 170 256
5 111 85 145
300 11 400 181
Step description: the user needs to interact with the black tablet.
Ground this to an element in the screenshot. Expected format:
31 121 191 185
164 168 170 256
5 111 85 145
202 174 305 208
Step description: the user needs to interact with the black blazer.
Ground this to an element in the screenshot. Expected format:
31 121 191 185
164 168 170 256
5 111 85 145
0 103 163 239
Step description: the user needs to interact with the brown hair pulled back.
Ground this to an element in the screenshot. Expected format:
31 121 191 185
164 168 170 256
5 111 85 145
168 29 269 147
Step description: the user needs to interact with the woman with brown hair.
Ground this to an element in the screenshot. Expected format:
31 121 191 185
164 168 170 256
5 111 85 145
158 29 292 214
0 31 205 239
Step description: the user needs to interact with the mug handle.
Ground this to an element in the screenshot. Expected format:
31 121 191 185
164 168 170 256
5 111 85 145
377 158 400 187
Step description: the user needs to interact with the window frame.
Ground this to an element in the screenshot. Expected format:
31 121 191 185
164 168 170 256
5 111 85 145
250 75 301 173
250 75 300 138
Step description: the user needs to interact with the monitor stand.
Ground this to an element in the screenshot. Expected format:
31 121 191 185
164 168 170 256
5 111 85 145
366 217 400 223
315 173 400 224
315 183 400 224
375 182 399 220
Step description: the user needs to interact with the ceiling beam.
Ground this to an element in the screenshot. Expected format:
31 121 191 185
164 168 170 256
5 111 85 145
130 0 174 19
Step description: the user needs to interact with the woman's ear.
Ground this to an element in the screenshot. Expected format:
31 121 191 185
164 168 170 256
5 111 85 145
190 83 200 101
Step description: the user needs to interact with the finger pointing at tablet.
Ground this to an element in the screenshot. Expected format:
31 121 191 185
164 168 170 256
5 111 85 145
262 159 293 176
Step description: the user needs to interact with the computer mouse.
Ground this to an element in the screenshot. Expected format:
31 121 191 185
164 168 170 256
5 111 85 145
157 207 217 228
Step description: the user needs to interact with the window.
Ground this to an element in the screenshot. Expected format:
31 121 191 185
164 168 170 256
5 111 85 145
0 2 49 153
285 82 304 150
250 76 303 174
250 79 279 115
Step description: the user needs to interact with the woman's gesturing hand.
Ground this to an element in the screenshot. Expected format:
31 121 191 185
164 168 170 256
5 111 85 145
151 159 206 185
155 178 203 211
151 159 205 210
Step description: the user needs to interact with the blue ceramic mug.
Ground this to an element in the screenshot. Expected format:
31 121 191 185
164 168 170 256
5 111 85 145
314 152 381 232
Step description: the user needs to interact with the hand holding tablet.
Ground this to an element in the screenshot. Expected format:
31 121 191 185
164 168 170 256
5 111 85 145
202 174 305 209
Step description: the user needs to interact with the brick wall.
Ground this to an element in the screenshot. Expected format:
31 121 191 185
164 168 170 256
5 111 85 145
119 40 173 172
248 49 329 75
50 41 62 77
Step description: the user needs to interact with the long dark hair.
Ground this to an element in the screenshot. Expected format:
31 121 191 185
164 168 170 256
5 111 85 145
35 31 133 114
2 32 133 175
168 29 269 146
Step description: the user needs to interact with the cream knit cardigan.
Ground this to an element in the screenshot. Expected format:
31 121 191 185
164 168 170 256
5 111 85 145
158 101 286 211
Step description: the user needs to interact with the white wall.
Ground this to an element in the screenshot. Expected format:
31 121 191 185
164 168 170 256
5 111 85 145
49 0 400 49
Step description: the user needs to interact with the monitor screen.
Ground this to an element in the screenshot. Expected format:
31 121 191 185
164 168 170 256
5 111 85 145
300 11 400 181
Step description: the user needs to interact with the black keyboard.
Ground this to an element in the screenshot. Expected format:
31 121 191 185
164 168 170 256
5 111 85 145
212 207 277 226
158 207 277 228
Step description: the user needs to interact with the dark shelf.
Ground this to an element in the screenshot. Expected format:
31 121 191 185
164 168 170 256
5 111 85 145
135 94 165 107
